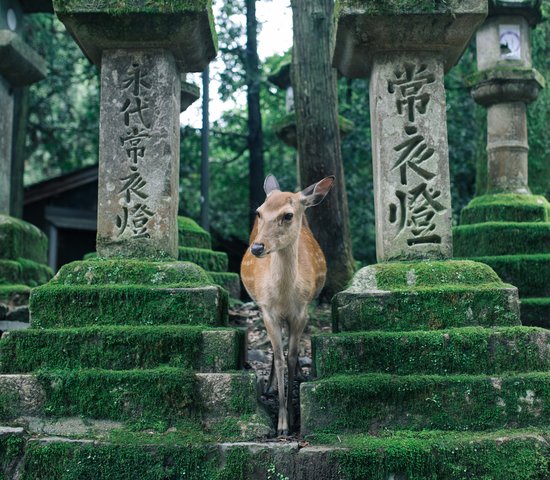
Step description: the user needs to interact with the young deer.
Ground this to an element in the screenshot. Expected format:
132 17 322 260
240 174 334 436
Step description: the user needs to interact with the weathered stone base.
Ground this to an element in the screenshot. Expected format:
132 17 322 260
3 428 549 479
332 260 519 332
313 326 550 377
178 247 229 272
0 326 245 373
301 372 550 434
178 216 212 249
209 271 241 299
29 259 228 328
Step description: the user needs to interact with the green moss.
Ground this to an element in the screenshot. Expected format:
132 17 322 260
29 284 228 328
52 0 211 14
460 194 550 225
178 247 228 273
469 254 550 297
302 372 550 434
0 285 30 305
0 326 243 373
37 367 199 422
521 298 550 329
0 259 53 287
454 222 550 257
0 431 26 479
0 215 48 264
178 216 212 249
466 66 545 88
333 283 519 332
208 272 240 298
313 430 550 480
52 258 213 287
336 0 461 16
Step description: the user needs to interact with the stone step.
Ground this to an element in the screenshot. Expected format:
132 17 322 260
313 326 550 377
209 271 241 299
0 325 245 373
178 216 212 249
0 215 48 264
521 298 550 329
301 372 550 435
460 193 550 225
178 247 229 273
30 284 227 328
453 222 550 257
469 254 550 298
0 370 261 424
0 259 52 287
11 429 550 479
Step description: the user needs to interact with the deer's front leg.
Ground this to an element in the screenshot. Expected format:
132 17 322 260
262 309 288 436
287 311 308 433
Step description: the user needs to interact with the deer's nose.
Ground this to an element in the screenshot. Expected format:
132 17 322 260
251 243 265 257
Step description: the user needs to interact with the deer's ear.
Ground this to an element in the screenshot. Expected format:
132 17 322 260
264 174 281 196
301 176 335 207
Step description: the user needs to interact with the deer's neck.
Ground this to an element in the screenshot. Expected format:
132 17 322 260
271 236 300 291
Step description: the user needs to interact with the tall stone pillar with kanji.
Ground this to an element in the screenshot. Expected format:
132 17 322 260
454 0 550 328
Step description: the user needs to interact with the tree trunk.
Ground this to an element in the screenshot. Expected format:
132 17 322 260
291 0 355 301
245 0 264 229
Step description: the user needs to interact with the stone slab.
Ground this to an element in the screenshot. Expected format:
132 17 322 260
0 215 48 263
0 326 245 373
178 247 228 272
301 372 550 435
209 271 241 299
96 50 180 260
52 0 217 71
332 0 487 77
0 31 47 86
313 326 550 377
178 216 212 249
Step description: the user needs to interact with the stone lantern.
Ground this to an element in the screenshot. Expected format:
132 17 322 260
454 0 550 327
0 0 52 325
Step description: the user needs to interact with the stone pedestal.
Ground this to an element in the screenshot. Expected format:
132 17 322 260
454 0 550 328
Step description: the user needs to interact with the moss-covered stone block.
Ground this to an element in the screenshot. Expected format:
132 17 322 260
313 327 550 377
178 247 228 273
453 222 550 257
178 216 212 249
0 285 30 306
521 298 550 329
301 372 550 435
0 215 48 264
208 271 241 299
0 259 53 287
470 254 550 298
333 261 520 332
0 326 244 373
460 194 550 225
29 284 227 328
52 0 217 71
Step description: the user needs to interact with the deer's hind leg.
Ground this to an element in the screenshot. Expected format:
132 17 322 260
286 310 308 433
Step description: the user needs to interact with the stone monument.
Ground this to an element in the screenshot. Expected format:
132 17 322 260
454 0 550 327
300 1 550 472
0 0 52 326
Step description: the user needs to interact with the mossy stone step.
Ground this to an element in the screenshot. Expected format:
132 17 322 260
0 285 29 306
209 271 241 299
453 222 550 257
521 298 550 329
178 216 212 249
313 326 550 377
13 429 550 480
460 194 550 225
333 261 519 332
0 370 259 423
178 247 228 273
0 259 52 287
30 284 227 329
301 372 550 435
0 215 48 264
0 325 245 373
469 254 550 298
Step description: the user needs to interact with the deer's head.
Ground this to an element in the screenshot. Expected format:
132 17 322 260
250 175 334 257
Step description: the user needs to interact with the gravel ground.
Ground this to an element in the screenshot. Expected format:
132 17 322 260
229 302 332 436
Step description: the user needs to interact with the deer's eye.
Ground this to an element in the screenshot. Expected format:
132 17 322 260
283 213 293 221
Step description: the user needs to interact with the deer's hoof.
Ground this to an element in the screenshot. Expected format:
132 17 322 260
277 429 289 437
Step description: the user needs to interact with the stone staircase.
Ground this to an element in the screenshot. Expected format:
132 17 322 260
177 216 241 299
454 194 550 328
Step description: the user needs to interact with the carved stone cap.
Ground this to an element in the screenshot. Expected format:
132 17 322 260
181 80 200 112
52 0 217 72
489 0 542 26
0 30 47 86
469 67 545 105
332 0 487 78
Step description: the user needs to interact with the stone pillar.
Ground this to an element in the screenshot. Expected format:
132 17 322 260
0 76 14 215
330 0 521 331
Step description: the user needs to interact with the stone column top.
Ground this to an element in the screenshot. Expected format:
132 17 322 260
332 0 487 78
52 0 217 71
0 30 47 86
